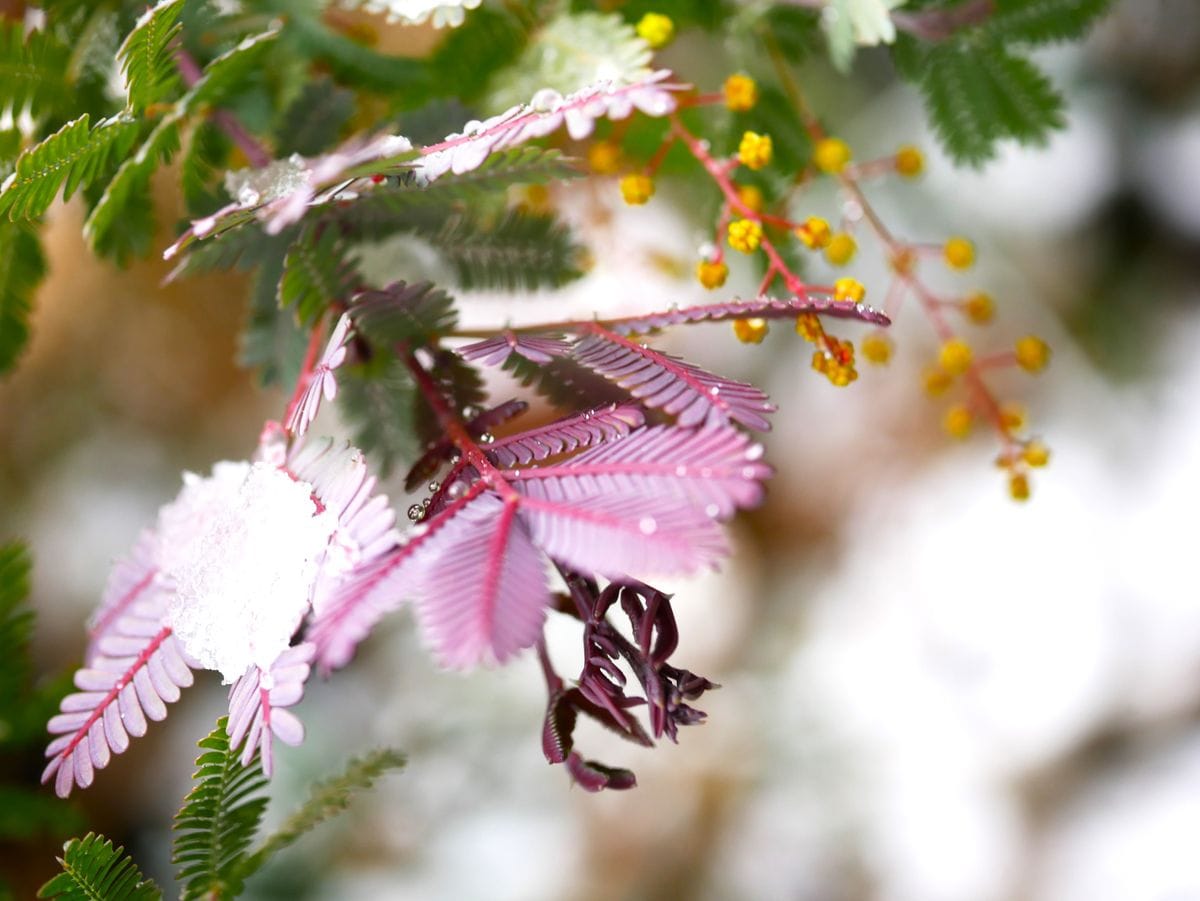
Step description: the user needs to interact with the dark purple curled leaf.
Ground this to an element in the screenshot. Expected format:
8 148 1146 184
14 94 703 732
565 752 637 791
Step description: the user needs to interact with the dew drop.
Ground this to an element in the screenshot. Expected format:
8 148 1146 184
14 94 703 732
638 516 658 535
407 504 424 521
675 465 688 476
428 481 441 493
745 444 765 461
447 482 464 498
705 503 721 519
741 466 758 479
479 433 495 444
422 497 431 508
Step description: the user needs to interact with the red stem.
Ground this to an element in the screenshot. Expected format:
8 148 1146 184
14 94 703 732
175 47 272 168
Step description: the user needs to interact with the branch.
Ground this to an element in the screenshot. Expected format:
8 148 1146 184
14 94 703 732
175 47 271 168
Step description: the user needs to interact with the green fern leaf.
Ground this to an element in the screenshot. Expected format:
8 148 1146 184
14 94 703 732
172 717 269 901
179 121 231 213
338 357 420 475
0 114 139 221
83 115 182 263
239 238 308 387
416 147 580 199
117 0 185 110
275 78 355 157
181 27 281 115
37 833 161 901
240 749 406 878
279 227 361 326
0 22 70 120
0 223 46 375
0 542 33 734
917 41 1063 165
984 0 1115 44
431 210 584 292
349 280 457 349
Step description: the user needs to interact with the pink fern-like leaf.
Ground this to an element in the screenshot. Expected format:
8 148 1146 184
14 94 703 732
486 404 645 467
305 481 488 673
411 492 550 669
85 528 161 664
406 399 529 492
43 600 194 797
571 324 775 430
517 491 728 578
285 313 352 439
458 330 571 366
603 294 891 334
226 642 315 776
507 424 770 519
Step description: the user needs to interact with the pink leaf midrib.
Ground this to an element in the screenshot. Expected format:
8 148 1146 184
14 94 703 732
48 625 173 769
88 568 157 642
477 497 520 648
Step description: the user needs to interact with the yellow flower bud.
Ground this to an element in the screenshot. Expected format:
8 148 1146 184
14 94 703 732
861 332 892 365
723 74 759 112
999 402 1026 432
814 137 851 174
833 277 865 303
923 366 953 396
943 236 975 270
1008 471 1031 501
795 216 831 250
824 232 857 266
733 318 768 344
587 140 621 175
737 183 764 213
737 131 773 170
1015 335 1050 373
943 404 973 439
938 337 973 375
963 291 995 324
1022 439 1050 467
796 313 822 342
636 12 674 49
696 259 728 290
895 145 924 178
619 173 654 205
727 218 763 253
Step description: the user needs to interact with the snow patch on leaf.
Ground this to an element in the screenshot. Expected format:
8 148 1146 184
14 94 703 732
164 463 336 682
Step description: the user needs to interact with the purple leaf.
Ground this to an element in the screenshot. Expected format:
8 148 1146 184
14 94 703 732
458 331 572 367
43 614 194 798
571 325 775 431
410 492 550 669
487 405 645 467
605 294 891 334
227 642 315 776
565 752 637 792
508 424 771 520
